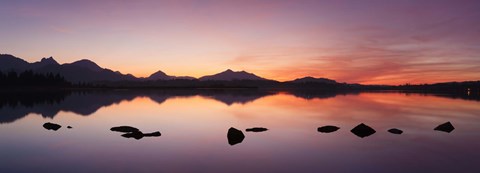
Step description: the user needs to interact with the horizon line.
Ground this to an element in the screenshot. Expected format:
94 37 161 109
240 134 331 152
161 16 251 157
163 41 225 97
1 53 478 86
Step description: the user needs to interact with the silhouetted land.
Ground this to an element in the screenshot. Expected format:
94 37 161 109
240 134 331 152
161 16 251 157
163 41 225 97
1 54 479 95
0 70 70 88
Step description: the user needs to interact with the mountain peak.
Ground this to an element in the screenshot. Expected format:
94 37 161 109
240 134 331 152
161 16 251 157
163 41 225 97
0 54 17 59
148 70 173 80
200 69 265 81
74 59 96 63
39 56 59 65
69 59 102 71
0 54 26 62
291 76 337 84
151 70 167 76
0 54 30 71
147 70 196 80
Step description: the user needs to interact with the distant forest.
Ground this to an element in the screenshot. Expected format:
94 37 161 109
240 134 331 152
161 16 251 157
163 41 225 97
0 70 71 87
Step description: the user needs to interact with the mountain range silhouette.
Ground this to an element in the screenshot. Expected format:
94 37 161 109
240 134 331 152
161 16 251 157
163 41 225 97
0 54 137 82
1 54 479 94
0 54 336 84
148 70 196 80
199 69 265 81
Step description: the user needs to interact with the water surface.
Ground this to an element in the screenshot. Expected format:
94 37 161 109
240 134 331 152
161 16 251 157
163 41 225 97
0 90 479 172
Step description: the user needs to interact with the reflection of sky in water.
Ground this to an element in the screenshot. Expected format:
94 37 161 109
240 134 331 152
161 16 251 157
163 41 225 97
0 92 479 172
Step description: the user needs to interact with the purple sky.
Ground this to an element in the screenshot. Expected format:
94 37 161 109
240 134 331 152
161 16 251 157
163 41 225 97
1 0 479 84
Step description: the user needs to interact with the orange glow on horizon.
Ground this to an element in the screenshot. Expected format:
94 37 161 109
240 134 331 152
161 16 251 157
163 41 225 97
2 1 479 85
123 68 476 85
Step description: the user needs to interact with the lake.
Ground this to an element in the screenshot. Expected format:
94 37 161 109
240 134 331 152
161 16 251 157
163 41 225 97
0 89 479 173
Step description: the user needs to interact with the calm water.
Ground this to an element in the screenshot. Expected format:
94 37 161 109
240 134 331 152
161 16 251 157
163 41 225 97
0 90 479 173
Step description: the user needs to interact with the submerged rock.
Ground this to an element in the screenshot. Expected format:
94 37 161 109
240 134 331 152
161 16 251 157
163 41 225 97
351 123 376 138
246 127 268 132
434 121 455 133
388 128 403 134
317 125 340 133
227 127 245 145
110 126 140 133
43 122 61 131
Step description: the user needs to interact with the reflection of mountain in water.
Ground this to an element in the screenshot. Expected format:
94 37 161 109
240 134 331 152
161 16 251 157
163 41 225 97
0 89 478 124
285 89 361 100
141 89 276 105
201 89 276 105
0 91 139 124
0 91 69 123
0 89 275 124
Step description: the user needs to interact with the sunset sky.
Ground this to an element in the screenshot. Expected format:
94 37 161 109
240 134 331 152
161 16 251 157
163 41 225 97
1 0 479 84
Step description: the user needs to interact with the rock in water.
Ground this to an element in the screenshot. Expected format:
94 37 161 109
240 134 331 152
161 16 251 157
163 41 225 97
43 122 61 131
144 131 161 137
120 131 161 140
317 125 340 133
388 128 403 134
121 131 144 140
246 127 268 132
351 123 376 138
110 126 140 133
227 127 245 145
67 126 72 129
434 122 455 133
112 126 161 140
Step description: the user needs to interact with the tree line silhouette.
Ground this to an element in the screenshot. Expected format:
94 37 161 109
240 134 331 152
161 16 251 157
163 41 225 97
0 70 71 87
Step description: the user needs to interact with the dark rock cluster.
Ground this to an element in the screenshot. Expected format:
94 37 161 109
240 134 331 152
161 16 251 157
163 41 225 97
316 122 454 138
